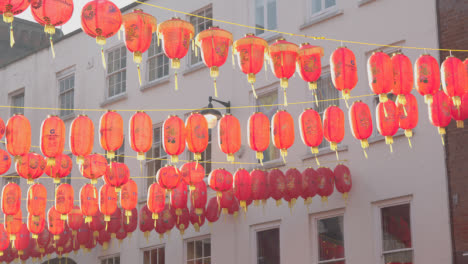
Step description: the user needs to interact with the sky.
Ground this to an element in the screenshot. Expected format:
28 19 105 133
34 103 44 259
17 0 134 34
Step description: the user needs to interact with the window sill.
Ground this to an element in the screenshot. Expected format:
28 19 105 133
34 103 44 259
183 62 206 76
300 8 344 30
368 130 406 145
252 158 285 170
357 0 376 7
140 76 170 92
59 113 75 122
100 93 128 108
302 144 348 162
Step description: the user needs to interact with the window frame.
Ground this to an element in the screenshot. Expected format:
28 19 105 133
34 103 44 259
57 73 75 118
372 195 413 264
9 88 25 116
308 0 338 18
184 235 211 264
99 254 120 264
106 45 127 99
187 4 213 67
310 209 346 264
142 245 165 264
249 220 281 264
253 0 278 36
147 32 170 83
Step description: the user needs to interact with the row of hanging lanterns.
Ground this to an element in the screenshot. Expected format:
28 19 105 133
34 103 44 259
0 164 351 261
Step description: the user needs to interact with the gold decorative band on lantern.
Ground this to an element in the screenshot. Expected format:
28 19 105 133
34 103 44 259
32 234 38 239
54 235 60 241
91 178 97 185
305 197 313 205
379 93 388 103
125 210 132 217
133 51 143 64
280 77 288 88
424 94 433 105
53 178 60 184
27 178 34 185
106 151 115 159
452 96 461 109
104 215 111 222
310 146 319 154
96 35 106 45
60 214 67 221
280 149 287 163
457 120 464 128
397 94 407 105
76 156 84 165
171 155 179 163
385 136 394 152
3 12 13 23
330 142 338 151
137 152 145 161
210 66 219 78
85 216 92 223
171 58 181 69
227 153 235 162
195 208 203 216
360 139 369 149
47 157 56 167
152 213 159 220
44 24 55 35
256 152 264 165
308 82 317 90
115 187 121 193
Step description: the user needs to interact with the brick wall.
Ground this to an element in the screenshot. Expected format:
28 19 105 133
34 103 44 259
437 0 468 263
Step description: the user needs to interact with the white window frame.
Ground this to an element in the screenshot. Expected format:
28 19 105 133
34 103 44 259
253 0 278 36
184 235 211 264
307 0 338 18
147 32 170 83
57 71 75 118
249 220 281 264
106 45 127 99
187 5 213 67
9 88 25 116
100 253 120 264
142 245 165 264
310 208 346 264
372 195 413 264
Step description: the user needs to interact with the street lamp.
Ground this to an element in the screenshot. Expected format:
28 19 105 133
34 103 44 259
201 96 231 129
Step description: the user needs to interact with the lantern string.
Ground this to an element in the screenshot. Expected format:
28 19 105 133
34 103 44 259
134 1 468 53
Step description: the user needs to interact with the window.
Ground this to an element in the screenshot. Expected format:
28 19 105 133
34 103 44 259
146 125 168 188
317 216 345 264
381 204 413 264
189 6 213 65
314 72 339 149
4 174 19 185
257 228 280 264
147 34 170 82
107 46 127 98
255 0 277 35
101 255 120 264
10 92 24 116
143 247 165 264
186 237 211 264
58 74 74 117
256 90 280 162
311 0 336 14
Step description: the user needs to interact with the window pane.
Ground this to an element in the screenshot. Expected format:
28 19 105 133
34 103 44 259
325 0 336 9
190 7 212 65
381 204 412 252
267 0 277 30
195 240 203 258
311 0 322 14
150 249 157 264
144 251 150 264
318 216 345 261
257 228 280 264
187 241 195 260
158 247 165 264
384 250 413 264
115 256 120 264
255 0 265 35
203 239 211 257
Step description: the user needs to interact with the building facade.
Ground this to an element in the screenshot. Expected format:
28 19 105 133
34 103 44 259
0 0 454 263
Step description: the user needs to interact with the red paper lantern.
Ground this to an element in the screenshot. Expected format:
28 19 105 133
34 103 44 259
157 17 195 70
297 43 324 98
272 110 295 161
195 26 233 97
269 38 298 106
0 118 4 140
89 211 105 236
349 101 373 156
376 100 399 151
5 114 31 160
44 153 72 184
429 90 452 144
115 226 127 242
228 196 240 218
397 93 419 146
441 56 468 109
323 106 345 153
97 229 111 250
160 205 176 233
139 205 154 235
107 207 121 234
123 208 138 234
0 0 30 24
37 228 51 254
233 34 268 97
175 207 189 236
284 168 302 208
5 209 21 242
205 197 220 223
268 168 286 206
250 169 269 205
301 168 318 205
0 149 11 175
99 110 124 160
368 51 393 102
27 212 45 239
129 111 153 161
451 94 468 128
180 162 205 188
331 47 358 102
415 54 440 104
157 165 181 191
55 183 74 220
81 0 122 45
334 164 352 200
80 153 108 184
218 114 241 162
147 182 166 220
190 181 207 218
316 167 334 202
122 9 157 63
154 215 166 239
48 206 64 241
27 183 47 216
299 108 323 160
248 112 270 164
208 168 233 197
14 223 29 256
67 206 83 235
104 162 130 192
234 168 251 211
163 115 186 163
0 225 9 255
120 179 138 219
220 189 235 215
40 115 65 167
70 115 94 165
171 182 188 218
16 152 46 184
30 0 73 35
391 53 414 106
99 184 118 223
185 112 209 161
190 206 205 232
80 183 99 223
1 182 21 215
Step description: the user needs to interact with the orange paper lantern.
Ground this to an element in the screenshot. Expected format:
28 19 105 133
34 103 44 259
349 101 373 157
80 153 108 184
6 114 31 161
147 182 166 221
185 113 209 161
451 94 468 128
368 51 393 102
55 184 74 220
429 90 452 145
208 168 233 197
2 182 21 216
157 165 181 191
27 183 47 216
0 149 11 175
272 110 295 161
44 153 72 184
180 162 205 188
70 115 94 165
218 114 241 162
40 115 65 167
415 54 440 104
129 111 153 161
47 206 64 241
248 112 270 164
397 93 419 147
299 108 323 161
99 110 124 160
16 152 46 184
120 179 138 220
297 43 324 97
80 184 99 223
441 56 468 109
334 164 352 200
233 168 251 212
376 100 399 151
104 162 130 192
331 47 358 103
99 184 118 223
323 106 345 154
268 168 286 206
163 115 186 163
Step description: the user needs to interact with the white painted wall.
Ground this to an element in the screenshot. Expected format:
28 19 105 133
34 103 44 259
0 0 452 263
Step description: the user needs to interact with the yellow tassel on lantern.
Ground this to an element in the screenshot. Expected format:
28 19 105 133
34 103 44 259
385 136 394 152
310 147 320 165
342 90 350 108
321 196 328 204
424 94 433 105
101 47 107 69
280 149 287 163
457 120 464 128
50 37 56 58
361 139 369 159
10 25 15 47
137 65 142 86
405 129 413 148
174 71 178 91
171 155 179 164
309 82 319 106
276 199 282 206
453 96 461 109
283 87 288 106
439 127 446 145
379 93 388 103
256 152 264 166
